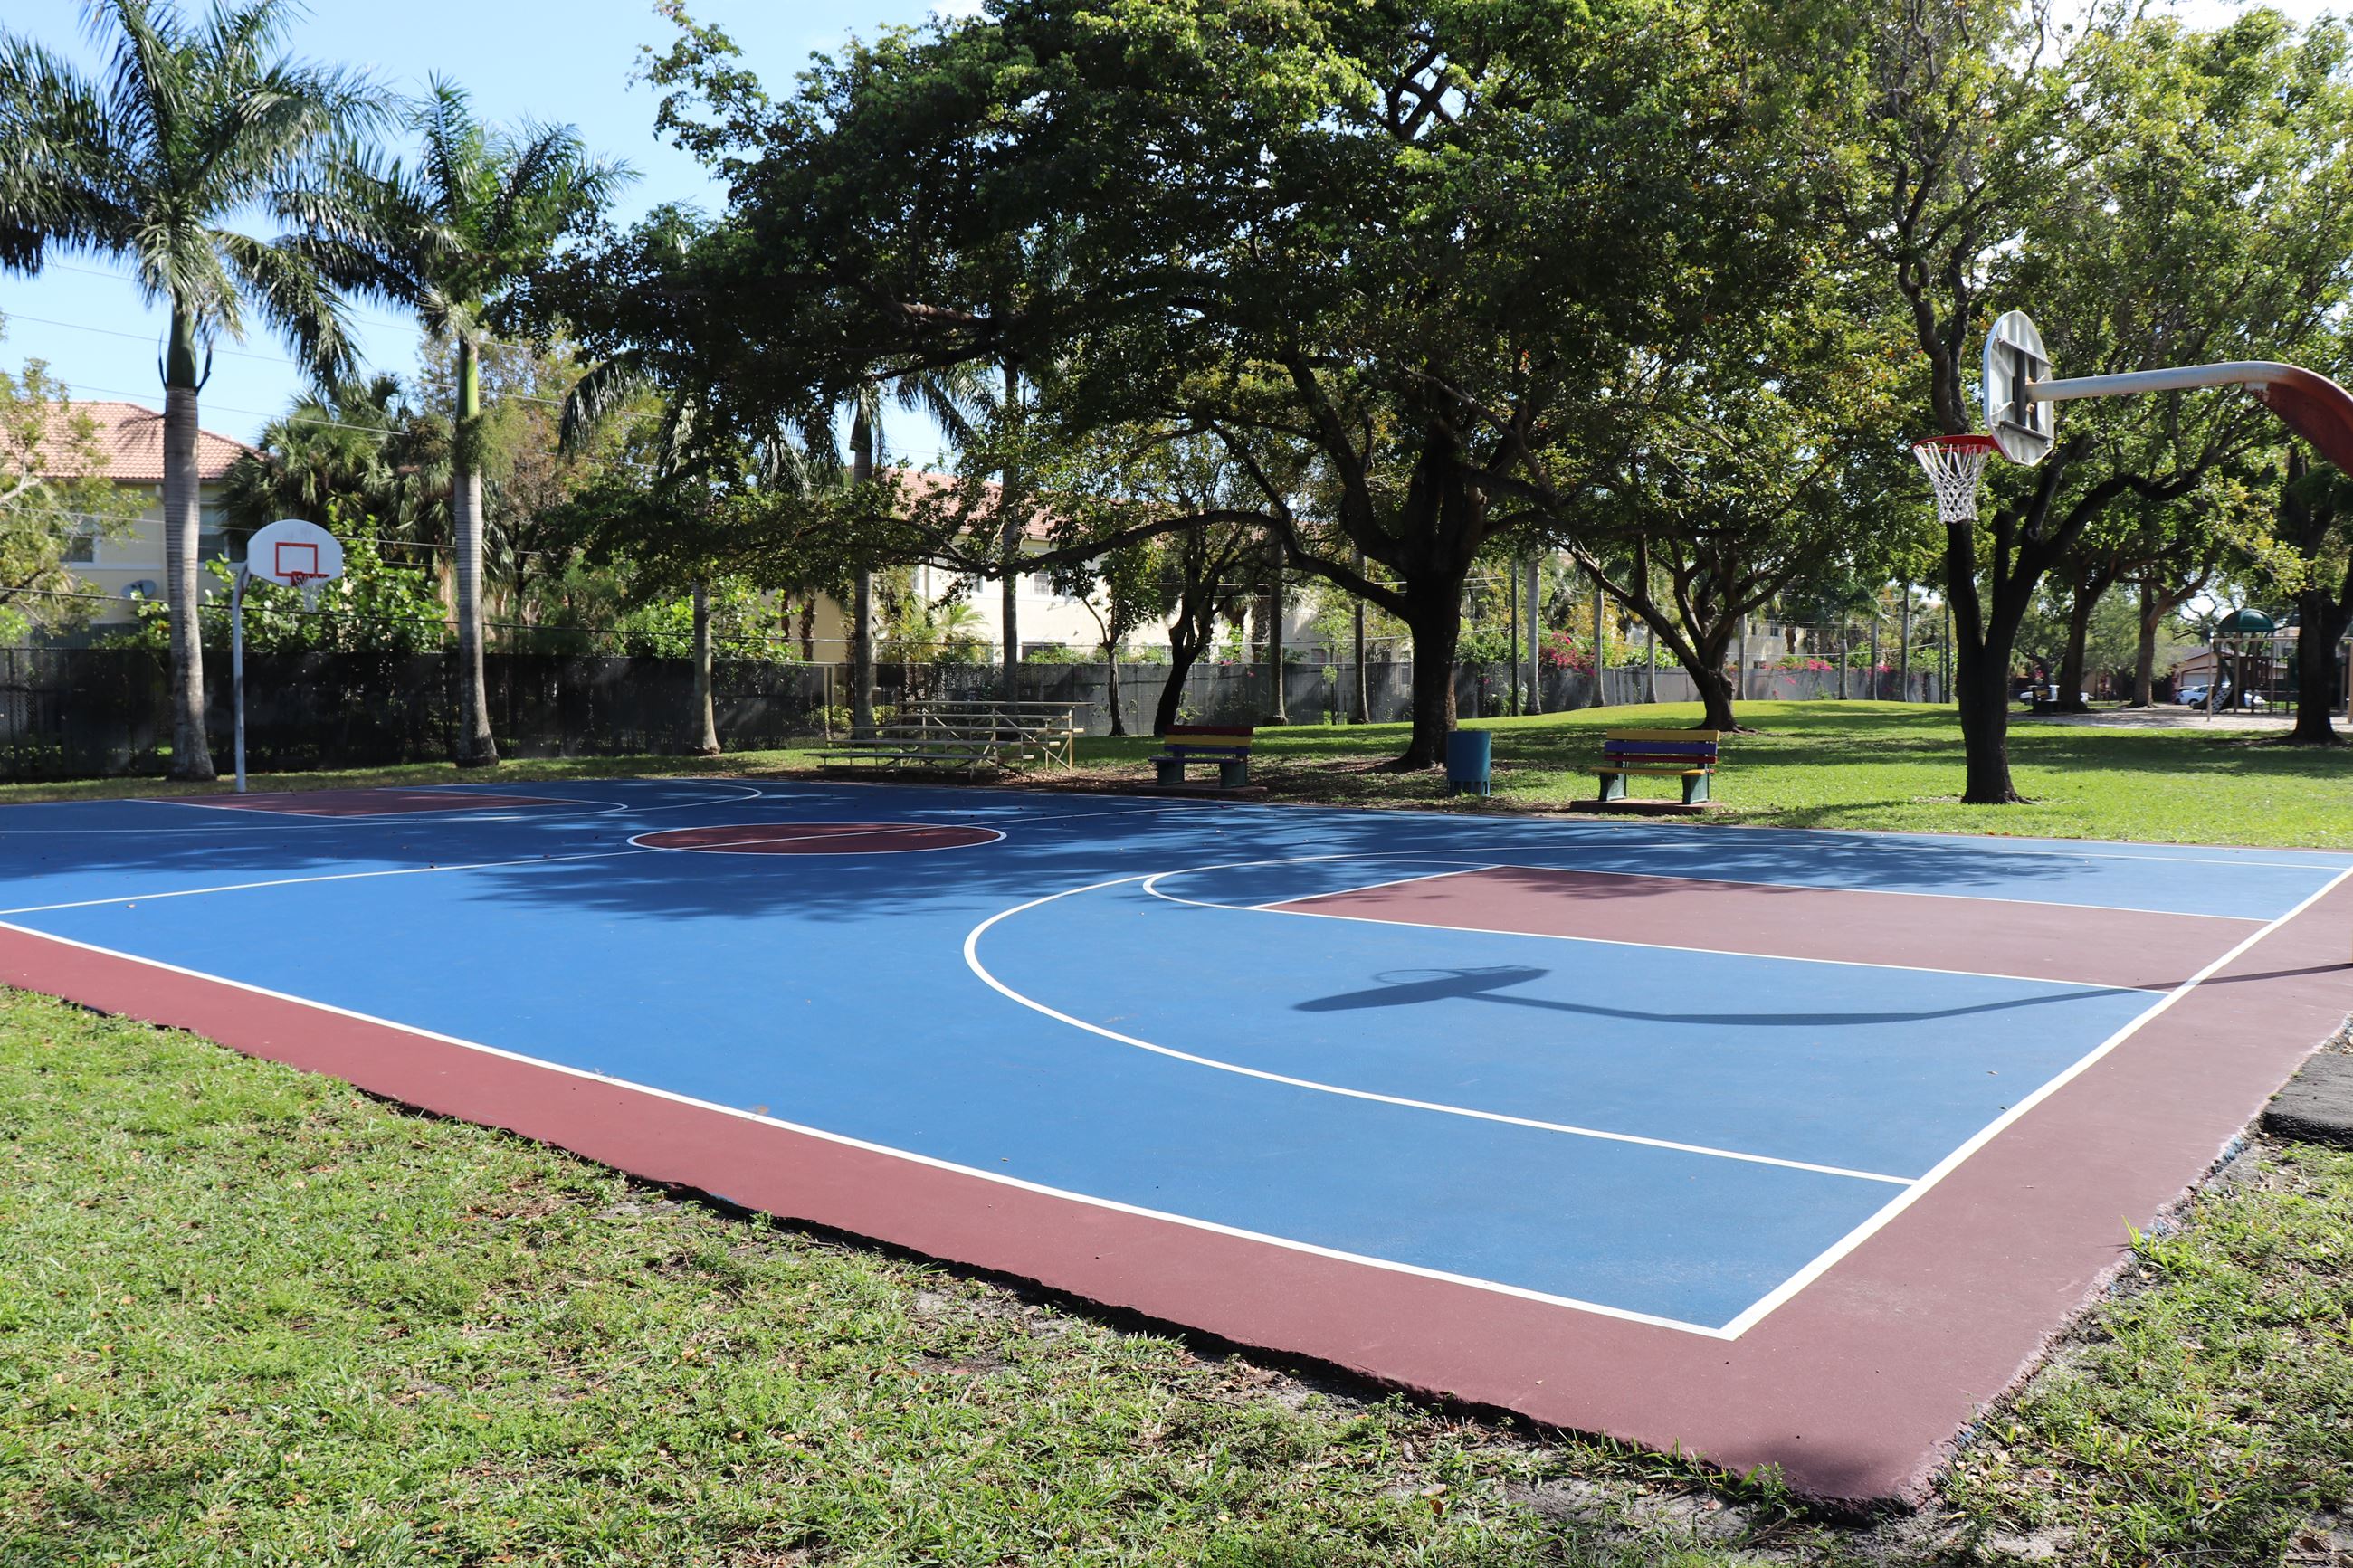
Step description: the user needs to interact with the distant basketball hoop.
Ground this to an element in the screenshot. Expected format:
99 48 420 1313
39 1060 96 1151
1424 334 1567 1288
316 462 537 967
246 518 345 609
231 520 347 793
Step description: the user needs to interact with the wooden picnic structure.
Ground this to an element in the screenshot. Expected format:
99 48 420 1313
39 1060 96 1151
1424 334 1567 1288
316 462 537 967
817 699 1080 776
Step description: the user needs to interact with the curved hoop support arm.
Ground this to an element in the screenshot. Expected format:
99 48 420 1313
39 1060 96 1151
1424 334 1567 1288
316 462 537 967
2028 361 2353 475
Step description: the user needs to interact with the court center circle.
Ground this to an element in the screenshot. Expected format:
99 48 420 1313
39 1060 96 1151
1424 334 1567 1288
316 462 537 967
632 822 1004 855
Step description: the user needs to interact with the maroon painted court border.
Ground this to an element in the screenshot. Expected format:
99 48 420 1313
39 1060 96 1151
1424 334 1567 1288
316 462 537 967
633 822 1004 855
1270 865 2259 993
162 788 572 817
4 873 2347 1505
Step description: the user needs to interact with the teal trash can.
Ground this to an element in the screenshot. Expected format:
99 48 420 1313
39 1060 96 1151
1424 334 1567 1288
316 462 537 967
1445 729 1492 795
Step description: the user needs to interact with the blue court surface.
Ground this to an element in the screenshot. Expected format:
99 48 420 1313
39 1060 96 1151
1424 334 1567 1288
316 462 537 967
5 777 2343 1343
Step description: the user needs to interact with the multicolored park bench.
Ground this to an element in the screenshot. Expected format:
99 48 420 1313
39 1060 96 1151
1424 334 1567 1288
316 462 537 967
1152 724 1256 790
1592 727 1721 807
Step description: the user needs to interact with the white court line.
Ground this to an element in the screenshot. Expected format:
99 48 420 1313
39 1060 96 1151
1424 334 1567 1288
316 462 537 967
0 845 662 917
4 779 768 833
0 803 1181 915
1138 859 2179 996
0 917 1736 1339
1713 861 2353 1338
961 878 1915 1188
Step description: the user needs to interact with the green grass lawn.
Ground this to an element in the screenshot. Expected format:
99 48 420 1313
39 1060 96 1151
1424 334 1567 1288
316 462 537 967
5 703 2351 1563
6 995 2351 1566
6 700 2346 849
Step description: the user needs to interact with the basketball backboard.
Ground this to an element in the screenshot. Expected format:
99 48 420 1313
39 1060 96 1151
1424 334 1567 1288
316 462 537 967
244 518 345 588
1982 310 2055 465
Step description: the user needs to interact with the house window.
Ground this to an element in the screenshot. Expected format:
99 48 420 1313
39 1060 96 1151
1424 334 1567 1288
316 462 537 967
64 530 97 564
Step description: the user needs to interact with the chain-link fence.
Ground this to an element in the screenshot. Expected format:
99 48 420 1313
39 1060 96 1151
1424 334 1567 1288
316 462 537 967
2 645 1949 780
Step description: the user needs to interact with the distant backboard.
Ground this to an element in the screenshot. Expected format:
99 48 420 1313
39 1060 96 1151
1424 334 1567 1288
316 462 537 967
244 518 344 588
1982 310 2055 465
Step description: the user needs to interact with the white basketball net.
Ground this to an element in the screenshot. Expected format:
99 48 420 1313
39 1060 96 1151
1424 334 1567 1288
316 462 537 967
1912 435 2000 523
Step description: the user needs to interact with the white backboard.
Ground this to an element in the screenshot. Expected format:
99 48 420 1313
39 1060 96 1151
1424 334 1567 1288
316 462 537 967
244 518 345 588
1982 310 2055 465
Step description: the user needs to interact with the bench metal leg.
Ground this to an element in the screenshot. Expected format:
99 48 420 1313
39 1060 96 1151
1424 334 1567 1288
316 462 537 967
1219 757 1250 789
1683 772 1710 805
1156 758 1186 786
1598 773 1627 803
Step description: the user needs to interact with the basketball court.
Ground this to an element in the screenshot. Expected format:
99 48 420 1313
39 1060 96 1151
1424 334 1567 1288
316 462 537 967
4 777 2348 1502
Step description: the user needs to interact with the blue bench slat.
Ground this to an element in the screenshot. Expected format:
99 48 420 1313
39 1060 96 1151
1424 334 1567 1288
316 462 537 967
1603 741 1718 758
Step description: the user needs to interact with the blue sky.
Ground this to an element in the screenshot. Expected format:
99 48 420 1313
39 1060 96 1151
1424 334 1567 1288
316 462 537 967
0 0 976 456
0 0 2316 460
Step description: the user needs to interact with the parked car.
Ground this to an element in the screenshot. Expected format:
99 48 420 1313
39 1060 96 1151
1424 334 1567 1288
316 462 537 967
2177 683 2268 710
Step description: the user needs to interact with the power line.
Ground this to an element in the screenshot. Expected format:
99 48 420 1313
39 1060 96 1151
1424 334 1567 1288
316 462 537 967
33 259 441 339
4 311 311 366
14 299 569 404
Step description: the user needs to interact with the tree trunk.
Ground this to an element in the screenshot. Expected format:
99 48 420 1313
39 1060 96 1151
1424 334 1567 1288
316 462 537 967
1691 665 1738 732
1350 549 1369 724
1156 617 1210 736
797 601 816 662
1103 641 1127 736
850 409 877 735
452 337 498 767
1524 556 1542 716
160 309 214 781
2129 580 2162 707
1589 573 1606 708
1899 588 1911 702
1943 518 2030 803
1388 580 1464 768
999 362 1022 702
689 580 720 755
2290 585 2349 744
2053 574 2106 714
1956 658 2020 802
1266 537 1288 723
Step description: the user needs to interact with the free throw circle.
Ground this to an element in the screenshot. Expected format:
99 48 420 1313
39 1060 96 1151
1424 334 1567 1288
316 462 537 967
632 822 1004 855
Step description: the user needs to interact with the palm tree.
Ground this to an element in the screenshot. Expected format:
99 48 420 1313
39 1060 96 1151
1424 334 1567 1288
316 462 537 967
220 375 451 542
304 79 625 765
0 0 376 779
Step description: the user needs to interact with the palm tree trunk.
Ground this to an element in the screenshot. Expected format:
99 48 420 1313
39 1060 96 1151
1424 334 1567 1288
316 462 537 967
1000 361 1022 702
690 580 720 755
1351 549 1369 723
850 407 877 734
162 310 215 781
452 337 498 766
1266 537 1288 724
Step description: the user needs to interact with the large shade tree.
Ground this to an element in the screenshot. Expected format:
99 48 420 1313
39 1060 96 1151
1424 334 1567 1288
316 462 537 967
0 0 375 777
1858 3 2353 799
301 79 626 765
640 0 1853 765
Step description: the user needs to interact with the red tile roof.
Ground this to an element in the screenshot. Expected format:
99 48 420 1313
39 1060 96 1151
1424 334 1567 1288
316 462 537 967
15 400 256 484
893 466 1056 542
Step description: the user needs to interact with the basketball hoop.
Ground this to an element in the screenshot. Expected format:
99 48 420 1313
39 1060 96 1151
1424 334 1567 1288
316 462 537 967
285 571 328 612
1912 434 2001 523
